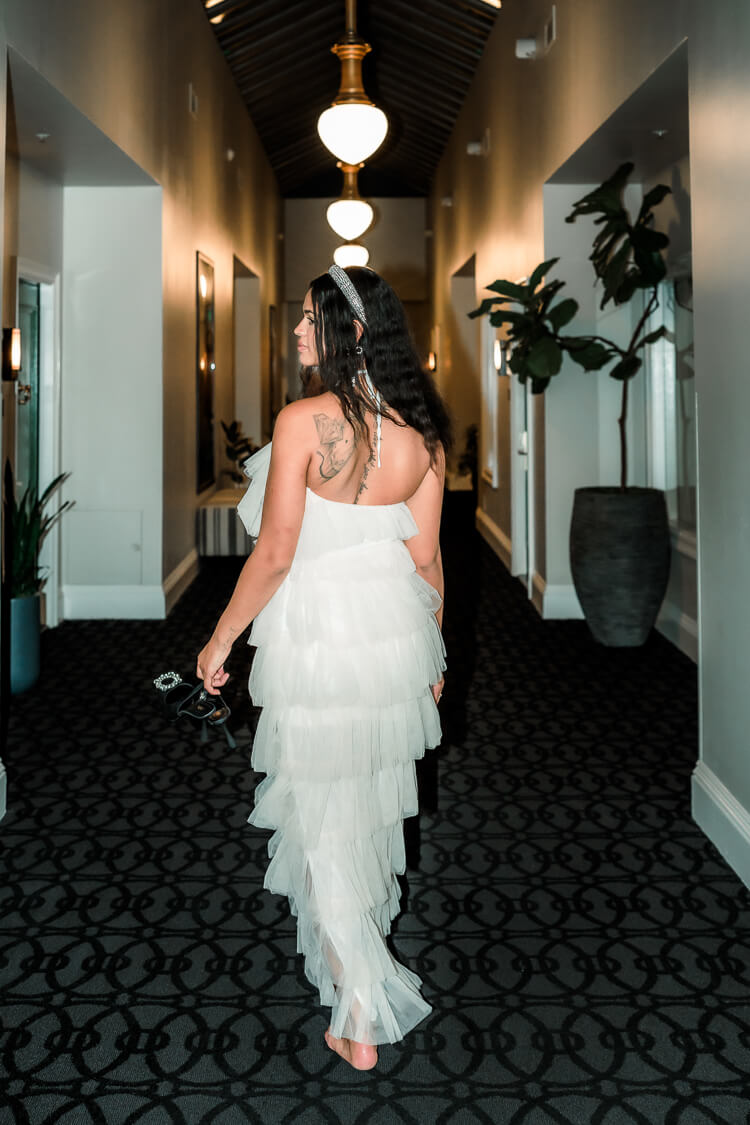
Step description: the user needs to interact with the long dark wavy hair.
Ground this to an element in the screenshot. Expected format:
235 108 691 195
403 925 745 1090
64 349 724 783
307 267 452 462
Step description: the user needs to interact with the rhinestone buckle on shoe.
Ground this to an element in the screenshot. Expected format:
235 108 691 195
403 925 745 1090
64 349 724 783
153 671 182 692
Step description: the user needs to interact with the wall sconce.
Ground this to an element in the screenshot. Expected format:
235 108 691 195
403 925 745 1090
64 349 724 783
427 351 437 372
2 327 21 381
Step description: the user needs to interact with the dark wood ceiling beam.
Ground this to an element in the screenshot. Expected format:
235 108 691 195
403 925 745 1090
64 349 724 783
221 8 339 60
217 2 338 50
271 132 332 162
378 42 474 86
200 0 250 20
380 144 441 176
379 71 466 108
389 136 445 166
451 0 501 24
242 72 334 105
229 39 337 86
407 0 494 37
377 2 485 61
233 48 335 91
377 76 464 123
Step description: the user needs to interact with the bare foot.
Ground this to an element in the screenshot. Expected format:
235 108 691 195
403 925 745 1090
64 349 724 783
324 1028 378 1071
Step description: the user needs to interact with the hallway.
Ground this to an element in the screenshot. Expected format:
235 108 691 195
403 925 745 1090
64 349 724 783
1 499 747 1124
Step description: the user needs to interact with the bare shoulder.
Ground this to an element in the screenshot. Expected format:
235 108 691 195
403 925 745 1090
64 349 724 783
272 398 318 434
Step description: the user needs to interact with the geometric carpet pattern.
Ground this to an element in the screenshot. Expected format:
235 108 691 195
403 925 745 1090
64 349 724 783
1 496 749 1124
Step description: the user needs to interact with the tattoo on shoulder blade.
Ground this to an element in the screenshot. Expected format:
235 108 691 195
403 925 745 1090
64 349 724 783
314 413 354 479
354 446 376 504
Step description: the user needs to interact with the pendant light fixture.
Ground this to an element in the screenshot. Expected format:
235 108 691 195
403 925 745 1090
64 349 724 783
326 162 374 241
317 0 388 166
333 244 370 268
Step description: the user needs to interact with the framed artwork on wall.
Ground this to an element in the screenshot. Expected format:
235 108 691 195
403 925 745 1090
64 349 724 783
196 252 215 492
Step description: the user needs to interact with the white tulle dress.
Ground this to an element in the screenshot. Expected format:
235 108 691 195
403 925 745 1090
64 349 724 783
236 441 445 1045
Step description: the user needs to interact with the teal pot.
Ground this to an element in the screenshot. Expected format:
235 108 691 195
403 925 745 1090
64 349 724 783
10 594 41 694
570 487 670 647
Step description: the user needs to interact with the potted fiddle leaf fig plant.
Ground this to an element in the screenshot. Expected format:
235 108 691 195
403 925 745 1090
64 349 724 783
470 162 672 646
4 462 73 692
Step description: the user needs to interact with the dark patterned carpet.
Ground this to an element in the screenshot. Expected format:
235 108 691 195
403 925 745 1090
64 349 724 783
1 495 749 1125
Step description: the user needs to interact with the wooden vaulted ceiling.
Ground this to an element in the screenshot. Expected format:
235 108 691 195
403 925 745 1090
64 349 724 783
202 0 500 197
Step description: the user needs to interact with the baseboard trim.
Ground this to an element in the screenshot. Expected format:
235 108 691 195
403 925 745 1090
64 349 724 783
671 524 697 561
531 572 584 619
476 508 512 570
164 548 199 615
62 584 166 620
657 600 698 663
692 762 750 888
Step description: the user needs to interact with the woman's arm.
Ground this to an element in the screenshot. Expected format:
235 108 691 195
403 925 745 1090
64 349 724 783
405 451 446 704
405 447 446 631
196 402 311 692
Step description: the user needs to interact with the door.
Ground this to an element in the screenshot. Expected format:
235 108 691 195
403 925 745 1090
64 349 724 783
15 280 41 497
16 265 62 627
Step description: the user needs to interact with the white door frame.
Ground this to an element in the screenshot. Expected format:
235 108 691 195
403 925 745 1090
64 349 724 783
509 370 534 587
16 257 62 627
479 317 499 488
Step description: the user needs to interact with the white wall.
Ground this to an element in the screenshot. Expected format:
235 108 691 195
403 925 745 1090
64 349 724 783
60 186 163 618
430 0 750 885
18 162 63 269
284 197 428 303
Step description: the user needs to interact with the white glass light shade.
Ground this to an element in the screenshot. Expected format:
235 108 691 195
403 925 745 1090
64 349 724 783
318 103 388 165
326 198 374 241
333 244 370 268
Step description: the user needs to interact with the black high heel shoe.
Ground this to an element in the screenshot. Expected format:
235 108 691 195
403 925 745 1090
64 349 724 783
153 672 237 749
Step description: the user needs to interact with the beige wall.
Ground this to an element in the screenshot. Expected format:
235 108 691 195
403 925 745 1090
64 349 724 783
284 197 427 304
431 0 750 882
0 0 281 584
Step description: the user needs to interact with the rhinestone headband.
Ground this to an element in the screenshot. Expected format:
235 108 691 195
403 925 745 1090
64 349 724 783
327 265 368 326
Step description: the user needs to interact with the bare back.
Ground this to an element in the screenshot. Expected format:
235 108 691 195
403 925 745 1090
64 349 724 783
303 391 433 506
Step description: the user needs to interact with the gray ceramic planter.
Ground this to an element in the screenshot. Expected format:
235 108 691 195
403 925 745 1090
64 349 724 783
570 487 670 647
10 594 40 694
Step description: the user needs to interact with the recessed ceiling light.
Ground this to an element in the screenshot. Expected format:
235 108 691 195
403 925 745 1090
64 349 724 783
480 0 502 8
35 131 50 142
652 128 669 138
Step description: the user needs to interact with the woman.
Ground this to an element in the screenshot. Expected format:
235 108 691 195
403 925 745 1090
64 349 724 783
197 265 450 1071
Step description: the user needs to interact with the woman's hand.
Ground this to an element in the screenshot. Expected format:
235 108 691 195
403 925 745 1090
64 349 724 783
431 676 444 705
196 635 232 695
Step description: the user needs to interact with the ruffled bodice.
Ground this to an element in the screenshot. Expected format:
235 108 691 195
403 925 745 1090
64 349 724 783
238 439 421 558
